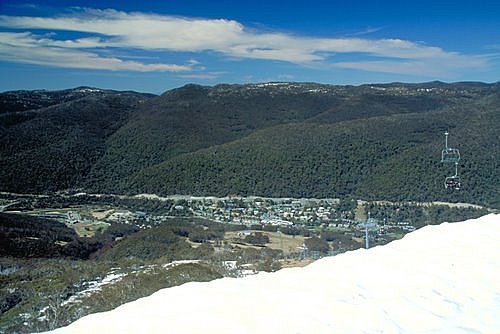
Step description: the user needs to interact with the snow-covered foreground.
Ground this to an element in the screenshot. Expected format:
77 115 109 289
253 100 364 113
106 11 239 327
48 214 499 334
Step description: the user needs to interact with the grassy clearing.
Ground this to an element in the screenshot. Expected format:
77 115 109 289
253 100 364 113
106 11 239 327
279 258 314 268
266 232 307 254
73 222 110 238
91 209 115 220
224 231 306 254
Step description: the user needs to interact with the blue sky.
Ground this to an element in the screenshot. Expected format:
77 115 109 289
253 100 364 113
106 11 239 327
0 0 499 93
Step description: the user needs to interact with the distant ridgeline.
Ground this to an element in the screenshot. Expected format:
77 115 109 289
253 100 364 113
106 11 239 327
0 82 499 208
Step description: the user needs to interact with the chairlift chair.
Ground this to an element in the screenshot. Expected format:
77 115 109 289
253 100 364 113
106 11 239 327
444 162 460 190
441 131 460 163
441 148 460 164
445 176 460 190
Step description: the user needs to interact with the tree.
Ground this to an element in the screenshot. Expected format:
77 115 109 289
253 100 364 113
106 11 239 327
321 230 337 242
244 232 269 246
304 236 329 254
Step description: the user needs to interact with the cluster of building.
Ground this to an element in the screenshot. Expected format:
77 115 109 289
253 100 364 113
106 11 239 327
168 197 419 237
9 193 420 238
178 197 345 227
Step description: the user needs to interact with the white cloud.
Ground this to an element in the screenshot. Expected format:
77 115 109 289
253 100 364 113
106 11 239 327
177 72 225 80
0 8 492 76
334 57 488 77
0 32 192 72
348 27 383 36
5 3 41 10
335 60 442 77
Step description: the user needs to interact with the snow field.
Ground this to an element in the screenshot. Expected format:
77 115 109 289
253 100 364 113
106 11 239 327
47 214 500 334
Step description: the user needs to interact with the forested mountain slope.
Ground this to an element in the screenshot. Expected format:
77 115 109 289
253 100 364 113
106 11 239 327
128 92 499 206
0 90 154 192
0 87 154 114
1 82 498 207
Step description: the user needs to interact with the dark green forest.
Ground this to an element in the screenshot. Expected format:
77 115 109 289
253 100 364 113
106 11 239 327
1 82 498 207
0 213 104 259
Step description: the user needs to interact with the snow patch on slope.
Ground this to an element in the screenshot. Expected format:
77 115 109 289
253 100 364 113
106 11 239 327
47 214 500 333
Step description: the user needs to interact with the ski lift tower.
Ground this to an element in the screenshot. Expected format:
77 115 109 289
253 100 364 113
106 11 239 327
358 212 378 249
298 243 308 260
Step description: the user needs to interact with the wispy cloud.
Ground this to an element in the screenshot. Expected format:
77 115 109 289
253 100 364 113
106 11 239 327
4 3 41 10
177 72 225 80
0 32 193 71
0 8 491 76
485 44 500 51
335 55 489 77
347 27 383 36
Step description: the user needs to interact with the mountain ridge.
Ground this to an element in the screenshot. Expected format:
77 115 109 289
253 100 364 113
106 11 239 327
1 82 498 207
